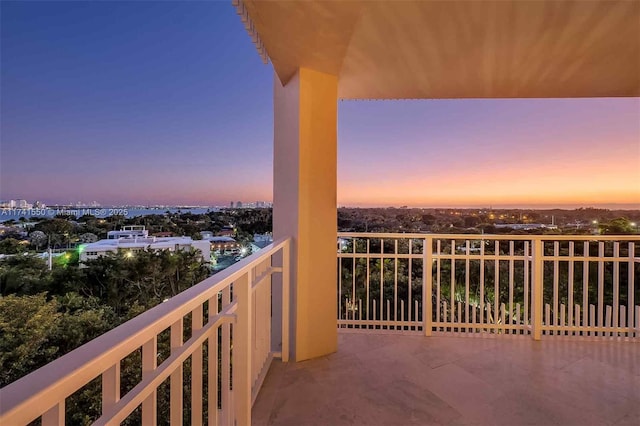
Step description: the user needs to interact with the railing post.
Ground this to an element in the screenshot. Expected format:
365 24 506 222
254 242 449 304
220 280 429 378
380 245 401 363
192 305 203 426
221 287 231 425
141 336 157 424
207 294 219 426
629 242 635 338
270 251 283 356
532 238 544 341
170 319 183 426
270 241 290 362
101 363 120 414
423 237 433 336
281 241 290 362
42 402 64 426
233 271 252 426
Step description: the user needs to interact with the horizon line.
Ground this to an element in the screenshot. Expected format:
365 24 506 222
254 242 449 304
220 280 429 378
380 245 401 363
2 199 639 211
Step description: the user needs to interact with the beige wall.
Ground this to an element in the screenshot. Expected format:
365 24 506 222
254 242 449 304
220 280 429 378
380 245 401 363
273 68 338 361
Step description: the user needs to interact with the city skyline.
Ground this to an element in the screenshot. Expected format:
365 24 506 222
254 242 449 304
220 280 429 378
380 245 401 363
1 1 639 209
1 197 637 211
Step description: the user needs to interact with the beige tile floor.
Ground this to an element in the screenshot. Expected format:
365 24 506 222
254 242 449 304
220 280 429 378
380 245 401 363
253 332 640 426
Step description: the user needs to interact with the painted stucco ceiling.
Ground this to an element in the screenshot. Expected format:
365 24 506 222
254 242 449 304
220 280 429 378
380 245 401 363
238 0 640 99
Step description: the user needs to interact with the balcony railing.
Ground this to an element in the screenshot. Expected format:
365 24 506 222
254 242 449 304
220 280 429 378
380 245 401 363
2 231 638 424
338 233 640 339
0 238 290 426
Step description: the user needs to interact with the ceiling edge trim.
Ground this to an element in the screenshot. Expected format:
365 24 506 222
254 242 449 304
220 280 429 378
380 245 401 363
233 0 269 64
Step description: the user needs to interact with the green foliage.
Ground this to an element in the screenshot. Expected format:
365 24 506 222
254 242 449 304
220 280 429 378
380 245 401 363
0 294 60 386
35 218 75 235
78 232 98 243
80 248 209 315
0 238 25 254
0 292 118 388
29 230 48 250
0 254 51 295
51 293 117 353
600 217 634 234
0 245 209 392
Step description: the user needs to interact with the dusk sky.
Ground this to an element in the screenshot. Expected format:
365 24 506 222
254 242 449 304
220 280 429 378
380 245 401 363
1 1 639 209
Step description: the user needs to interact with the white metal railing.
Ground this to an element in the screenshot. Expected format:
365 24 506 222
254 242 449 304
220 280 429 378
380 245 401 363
0 238 290 426
338 233 640 340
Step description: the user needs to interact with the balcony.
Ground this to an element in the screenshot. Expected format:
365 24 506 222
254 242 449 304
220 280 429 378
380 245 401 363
0 239 292 425
1 233 638 425
1 1 639 424
254 232 640 426
253 333 639 426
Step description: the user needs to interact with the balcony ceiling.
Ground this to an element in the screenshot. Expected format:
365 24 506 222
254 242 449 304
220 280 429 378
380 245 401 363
240 0 640 99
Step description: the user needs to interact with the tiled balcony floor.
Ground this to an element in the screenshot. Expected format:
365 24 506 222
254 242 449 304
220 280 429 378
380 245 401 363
253 332 639 426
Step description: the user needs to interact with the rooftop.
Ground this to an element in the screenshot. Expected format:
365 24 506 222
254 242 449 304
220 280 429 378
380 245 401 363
209 236 237 242
83 236 201 250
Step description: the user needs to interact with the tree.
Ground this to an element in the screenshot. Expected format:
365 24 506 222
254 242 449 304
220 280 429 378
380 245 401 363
0 291 118 425
49 260 85 296
0 238 25 255
36 218 74 235
78 233 98 243
34 219 75 248
464 216 481 228
0 294 60 387
0 254 51 296
80 248 209 315
421 214 436 226
29 230 48 250
601 218 634 234
0 228 23 240
51 293 117 355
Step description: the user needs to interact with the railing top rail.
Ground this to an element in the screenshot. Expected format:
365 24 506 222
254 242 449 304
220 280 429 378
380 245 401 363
0 237 291 424
338 232 640 241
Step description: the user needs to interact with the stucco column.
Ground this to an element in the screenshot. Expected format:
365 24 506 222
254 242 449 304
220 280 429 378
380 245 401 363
273 68 338 361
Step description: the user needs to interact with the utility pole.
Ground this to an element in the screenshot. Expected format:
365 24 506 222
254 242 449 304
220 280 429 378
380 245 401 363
47 234 53 271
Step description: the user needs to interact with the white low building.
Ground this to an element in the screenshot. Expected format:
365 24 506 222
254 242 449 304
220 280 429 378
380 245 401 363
80 235 210 263
208 236 240 253
251 233 273 253
494 223 558 231
107 225 149 239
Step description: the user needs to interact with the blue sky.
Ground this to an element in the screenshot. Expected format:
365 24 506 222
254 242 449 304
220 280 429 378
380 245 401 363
2 1 639 208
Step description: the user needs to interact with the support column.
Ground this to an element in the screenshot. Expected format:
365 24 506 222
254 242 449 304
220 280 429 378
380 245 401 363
273 68 338 361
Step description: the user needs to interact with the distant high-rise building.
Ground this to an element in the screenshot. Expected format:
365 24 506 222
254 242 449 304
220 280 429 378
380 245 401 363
236 201 243 208
230 201 234 208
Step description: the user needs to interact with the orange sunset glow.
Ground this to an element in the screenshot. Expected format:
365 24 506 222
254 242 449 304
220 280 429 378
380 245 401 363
338 98 639 208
